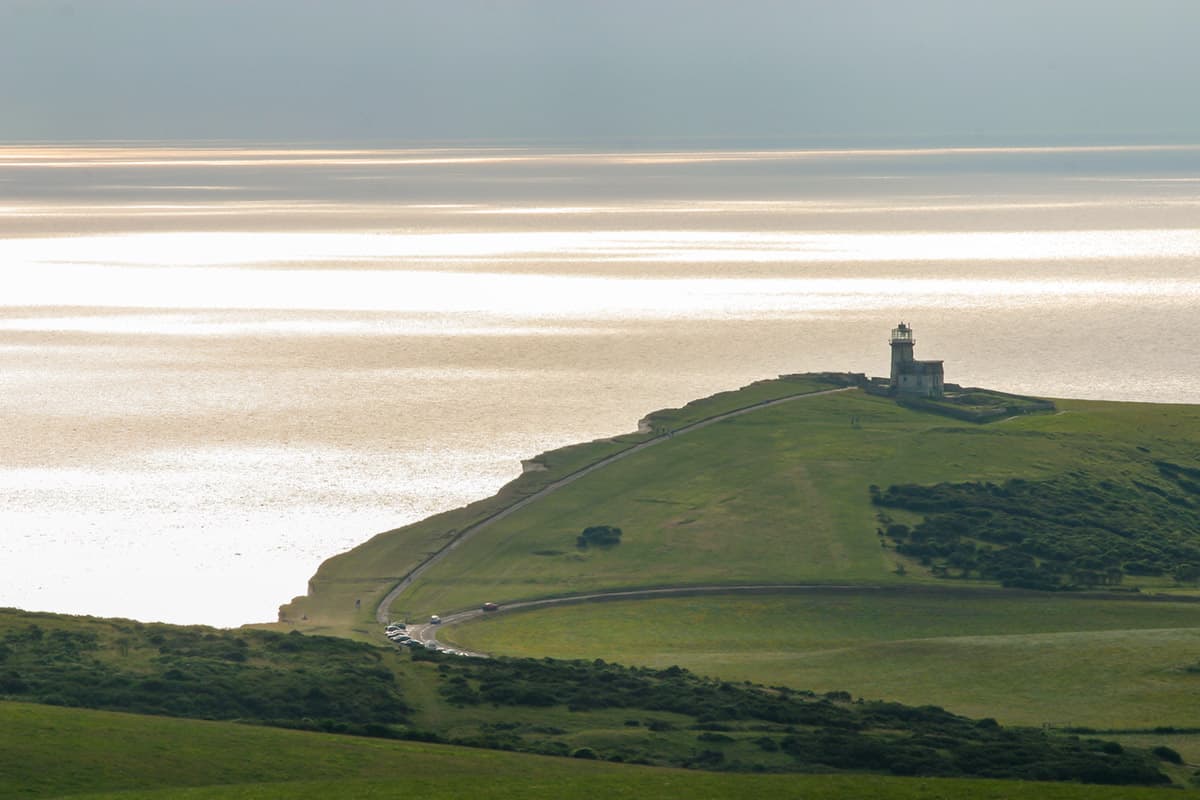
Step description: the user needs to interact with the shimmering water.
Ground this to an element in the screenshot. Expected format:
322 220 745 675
3 143 1199 626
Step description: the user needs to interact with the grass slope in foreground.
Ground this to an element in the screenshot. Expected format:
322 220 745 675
0 608 1182 788
1 702 1189 800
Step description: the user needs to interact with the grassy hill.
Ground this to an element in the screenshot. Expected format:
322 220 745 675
279 377 1200 741
0 607 1183 788
276 374 841 638
380 389 1200 619
447 589 1200 731
3 703 1188 800
11 376 1200 794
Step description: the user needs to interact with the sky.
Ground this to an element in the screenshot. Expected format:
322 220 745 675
2 0 1198 144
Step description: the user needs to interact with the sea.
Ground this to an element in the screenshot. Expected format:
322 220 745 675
3 142 1199 627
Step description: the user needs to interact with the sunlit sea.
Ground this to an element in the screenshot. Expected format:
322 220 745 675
3 142 1199 626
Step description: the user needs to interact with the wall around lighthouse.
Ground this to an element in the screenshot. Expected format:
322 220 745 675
895 360 944 398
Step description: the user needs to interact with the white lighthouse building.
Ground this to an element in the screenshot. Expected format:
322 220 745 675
889 322 944 398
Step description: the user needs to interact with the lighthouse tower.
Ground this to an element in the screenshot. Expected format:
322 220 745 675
888 322 944 397
889 322 916 383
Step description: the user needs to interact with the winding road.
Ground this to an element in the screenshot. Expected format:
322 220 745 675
406 583 878 655
407 581 1118 655
375 383 856 629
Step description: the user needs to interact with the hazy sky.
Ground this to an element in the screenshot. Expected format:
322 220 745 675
2 0 1198 143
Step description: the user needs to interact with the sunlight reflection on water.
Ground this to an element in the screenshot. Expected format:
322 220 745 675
2 143 1199 626
5 227 1200 268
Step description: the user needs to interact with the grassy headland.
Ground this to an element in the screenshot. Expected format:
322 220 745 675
276 373 842 637
383 391 1200 618
300 376 1200 739
11 375 1200 793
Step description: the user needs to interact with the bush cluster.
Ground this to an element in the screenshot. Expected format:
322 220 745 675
576 525 623 549
873 465 1200 588
430 654 1168 784
0 611 1173 785
0 621 408 730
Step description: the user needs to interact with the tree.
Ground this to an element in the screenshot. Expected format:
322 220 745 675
576 525 623 549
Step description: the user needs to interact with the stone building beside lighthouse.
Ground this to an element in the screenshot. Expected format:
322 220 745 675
889 322 944 398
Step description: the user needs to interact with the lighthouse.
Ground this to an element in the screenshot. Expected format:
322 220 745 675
888 322 944 398
889 322 916 383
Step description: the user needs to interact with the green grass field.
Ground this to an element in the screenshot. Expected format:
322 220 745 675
445 589 1200 730
387 390 1200 618
4 701 1195 800
15 603 1178 785
60 775 1200 800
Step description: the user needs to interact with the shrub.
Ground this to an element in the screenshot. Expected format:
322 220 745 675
690 749 726 767
874 471 1200 588
576 525 623 549
1152 745 1183 764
